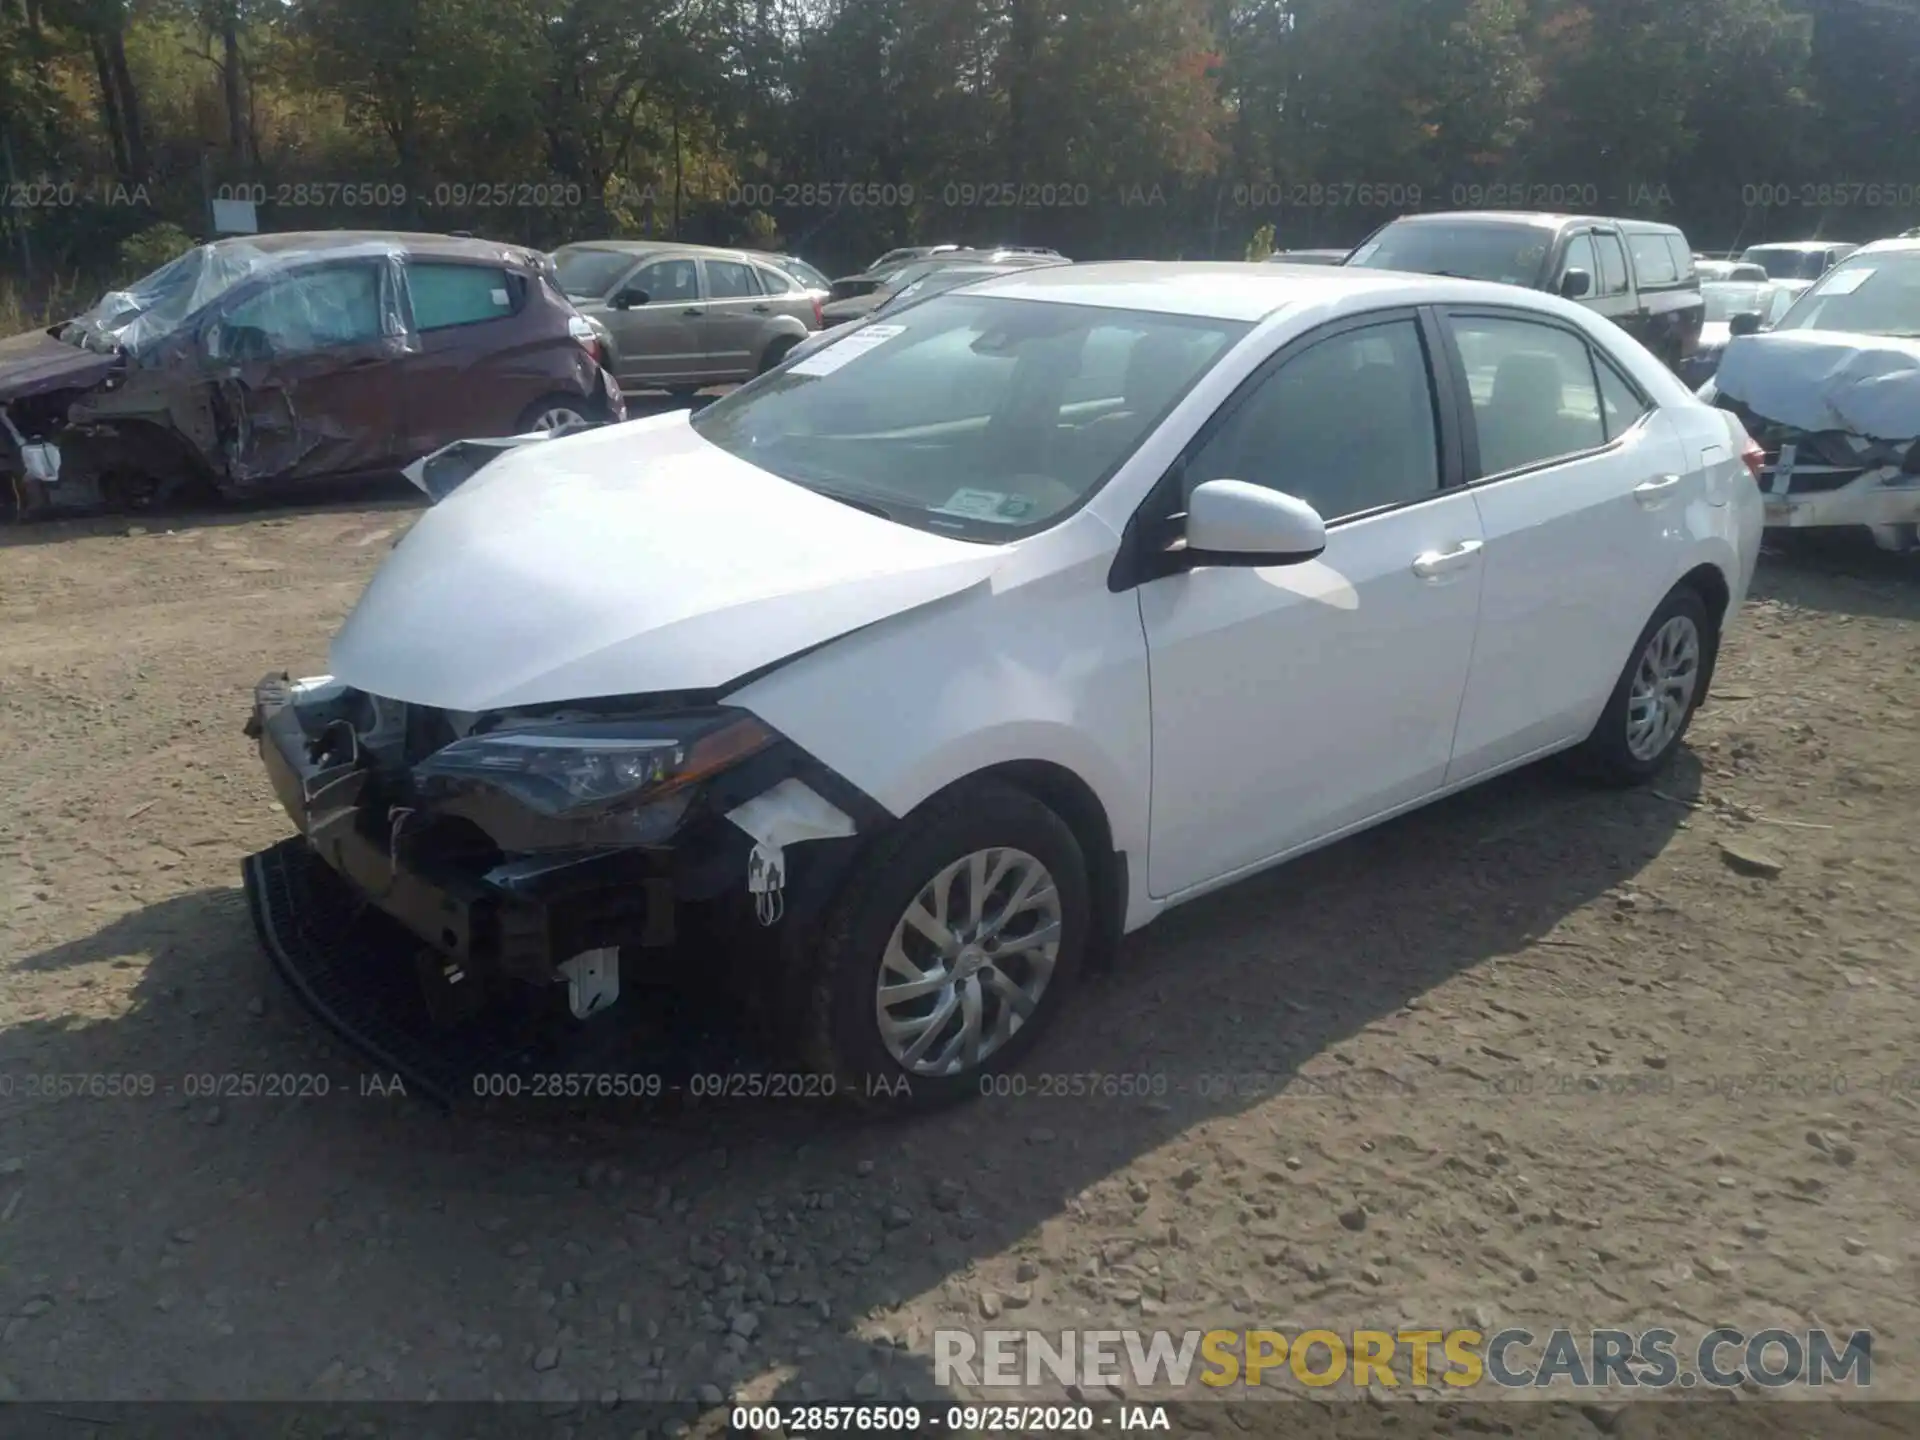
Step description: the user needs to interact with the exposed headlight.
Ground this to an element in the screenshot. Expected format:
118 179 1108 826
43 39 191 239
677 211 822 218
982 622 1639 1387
411 709 775 849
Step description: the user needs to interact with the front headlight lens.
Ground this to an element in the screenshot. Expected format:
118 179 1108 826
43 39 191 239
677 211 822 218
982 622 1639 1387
412 710 775 818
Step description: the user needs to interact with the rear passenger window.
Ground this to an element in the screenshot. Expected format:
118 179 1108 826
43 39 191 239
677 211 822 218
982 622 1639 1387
1596 359 1651 440
410 264 516 330
1628 233 1679 287
1449 315 1606 477
1184 319 1440 522
706 261 761 299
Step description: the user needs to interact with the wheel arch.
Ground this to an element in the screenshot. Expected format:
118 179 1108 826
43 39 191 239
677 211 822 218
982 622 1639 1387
1675 558 1734 700
960 759 1129 971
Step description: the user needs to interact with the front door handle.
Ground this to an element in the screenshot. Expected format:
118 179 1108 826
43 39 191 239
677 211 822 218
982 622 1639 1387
1634 474 1683 506
682 307 705 316
752 303 770 313
1411 539 1483 580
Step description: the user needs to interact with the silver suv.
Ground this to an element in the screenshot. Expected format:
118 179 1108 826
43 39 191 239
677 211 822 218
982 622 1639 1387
552 241 822 397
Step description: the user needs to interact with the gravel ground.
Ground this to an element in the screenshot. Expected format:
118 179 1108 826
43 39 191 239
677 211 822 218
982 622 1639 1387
2 496 1917 1421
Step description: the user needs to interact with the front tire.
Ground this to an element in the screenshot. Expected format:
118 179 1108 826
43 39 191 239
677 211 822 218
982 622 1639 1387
1568 586 1714 786
797 778 1091 1112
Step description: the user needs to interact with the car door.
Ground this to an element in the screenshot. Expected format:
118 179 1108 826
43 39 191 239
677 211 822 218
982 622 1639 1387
199 258 407 484
1133 310 1487 899
601 257 704 387
1436 307 1697 782
395 259 538 455
698 257 771 380
1580 227 1644 340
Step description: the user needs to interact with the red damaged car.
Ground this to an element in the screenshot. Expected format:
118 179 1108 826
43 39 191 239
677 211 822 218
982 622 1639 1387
0 230 623 519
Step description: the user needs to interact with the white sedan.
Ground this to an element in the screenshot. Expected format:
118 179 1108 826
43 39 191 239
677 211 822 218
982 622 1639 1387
245 262 1765 1109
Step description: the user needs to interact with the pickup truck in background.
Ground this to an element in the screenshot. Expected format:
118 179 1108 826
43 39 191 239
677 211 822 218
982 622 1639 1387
1345 211 1706 371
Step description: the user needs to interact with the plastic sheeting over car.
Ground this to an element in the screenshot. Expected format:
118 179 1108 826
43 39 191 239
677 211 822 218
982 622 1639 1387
1713 331 1920 442
63 237 415 358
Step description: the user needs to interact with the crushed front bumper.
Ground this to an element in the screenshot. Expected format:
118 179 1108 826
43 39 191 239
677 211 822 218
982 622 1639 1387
240 673 885 1102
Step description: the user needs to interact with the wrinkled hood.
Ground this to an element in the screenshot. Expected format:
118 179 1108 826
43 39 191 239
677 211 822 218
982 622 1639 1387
329 412 1003 711
1713 330 1920 441
0 327 120 402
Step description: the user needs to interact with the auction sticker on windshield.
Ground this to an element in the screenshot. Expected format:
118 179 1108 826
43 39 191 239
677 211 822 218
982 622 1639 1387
933 488 1034 522
788 323 907 376
1819 268 1873 295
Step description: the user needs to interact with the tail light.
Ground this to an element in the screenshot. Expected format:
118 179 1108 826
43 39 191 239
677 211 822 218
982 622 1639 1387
811 296 824 328
567 313 601 364
1741 436 1766 481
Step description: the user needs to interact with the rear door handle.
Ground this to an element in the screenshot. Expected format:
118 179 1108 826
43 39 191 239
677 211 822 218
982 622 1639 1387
682 307 705 316
752 304 770 313
1411 539 1484 580
1634 474 1683 506
346 355 386 369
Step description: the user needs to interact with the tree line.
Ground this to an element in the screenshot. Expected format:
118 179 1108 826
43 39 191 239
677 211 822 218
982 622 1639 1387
1 0 1916 296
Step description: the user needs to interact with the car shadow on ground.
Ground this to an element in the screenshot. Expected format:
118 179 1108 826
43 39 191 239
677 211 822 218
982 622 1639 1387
4 750 1701 1404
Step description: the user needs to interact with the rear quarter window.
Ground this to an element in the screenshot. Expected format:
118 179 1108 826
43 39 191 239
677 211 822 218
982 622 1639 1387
410 264 520 330
1664 236 1696 281
1627 233 1680 288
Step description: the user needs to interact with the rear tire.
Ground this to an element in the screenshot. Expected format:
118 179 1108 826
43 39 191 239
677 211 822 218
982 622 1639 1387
515 394 597 434
1566 586 1714 787
796 778 1091 1113
757 336 799 375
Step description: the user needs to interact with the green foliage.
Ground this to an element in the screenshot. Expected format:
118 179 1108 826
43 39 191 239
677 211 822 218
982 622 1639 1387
0 0 1911 291
115 222 195 275
1245 222 1274 260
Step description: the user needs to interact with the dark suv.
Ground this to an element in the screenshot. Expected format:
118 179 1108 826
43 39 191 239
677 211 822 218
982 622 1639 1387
1346 212 1706 369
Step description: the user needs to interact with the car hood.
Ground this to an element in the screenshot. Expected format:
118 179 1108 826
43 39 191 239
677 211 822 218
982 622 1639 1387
328 412 1003 712
0 326 120 402
1713 329 1920 441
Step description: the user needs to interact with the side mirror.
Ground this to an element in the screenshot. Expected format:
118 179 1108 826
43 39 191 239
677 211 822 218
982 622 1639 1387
1185 480 1326 566
1559 268 1593 299
610 288 648 310
1728 312 1762 337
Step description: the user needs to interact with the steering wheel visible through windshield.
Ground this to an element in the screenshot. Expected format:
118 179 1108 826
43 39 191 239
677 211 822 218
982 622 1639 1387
689 294 1248 540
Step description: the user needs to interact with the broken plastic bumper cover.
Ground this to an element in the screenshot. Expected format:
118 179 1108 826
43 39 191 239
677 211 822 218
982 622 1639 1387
240 672 888 1060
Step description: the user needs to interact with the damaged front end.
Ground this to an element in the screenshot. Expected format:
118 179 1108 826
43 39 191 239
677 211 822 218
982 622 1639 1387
1710 332 1920 552
241 673 883 1100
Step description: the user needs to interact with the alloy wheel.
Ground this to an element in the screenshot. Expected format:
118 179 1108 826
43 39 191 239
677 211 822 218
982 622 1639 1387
874 847 1063 1078
1625 614 1700 761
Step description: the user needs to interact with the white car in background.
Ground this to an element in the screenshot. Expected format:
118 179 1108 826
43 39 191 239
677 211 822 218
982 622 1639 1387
1701 237 1920 551
245 263 1763 1109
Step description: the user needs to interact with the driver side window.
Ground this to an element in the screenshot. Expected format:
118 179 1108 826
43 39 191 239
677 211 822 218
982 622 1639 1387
211 263 384 360
1183 319 1442 523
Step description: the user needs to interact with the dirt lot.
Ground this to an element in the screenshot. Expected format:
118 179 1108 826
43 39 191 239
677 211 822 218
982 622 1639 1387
2 494 1918 1422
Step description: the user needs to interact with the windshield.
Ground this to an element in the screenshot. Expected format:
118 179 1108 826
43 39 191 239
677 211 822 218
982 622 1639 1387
1346 220 1552 286
62 244 241 351
780 258 832 291
1770 251 1920 337
1740 247 1829 282
553 248 636 299
690 294 1248 540
1702 282 1774 323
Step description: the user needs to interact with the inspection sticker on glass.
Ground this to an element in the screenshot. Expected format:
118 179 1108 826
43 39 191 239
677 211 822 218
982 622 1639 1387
788 324 907 377
932 487 1033 521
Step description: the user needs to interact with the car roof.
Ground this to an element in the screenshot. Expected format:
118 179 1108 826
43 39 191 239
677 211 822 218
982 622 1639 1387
961 260 1559 322
212 230 545 265
1850 237 1920 257
553 239 768 263
1383 211 1683 236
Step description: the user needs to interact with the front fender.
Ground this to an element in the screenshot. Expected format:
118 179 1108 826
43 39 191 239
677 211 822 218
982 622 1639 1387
726 537 1151 874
